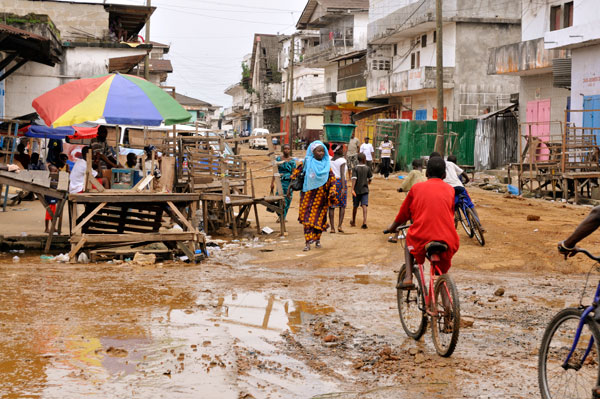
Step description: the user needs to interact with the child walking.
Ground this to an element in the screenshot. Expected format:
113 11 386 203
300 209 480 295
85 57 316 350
350 153 373 229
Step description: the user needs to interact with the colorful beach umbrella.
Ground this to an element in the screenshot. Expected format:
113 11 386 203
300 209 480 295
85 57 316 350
32 73 191 127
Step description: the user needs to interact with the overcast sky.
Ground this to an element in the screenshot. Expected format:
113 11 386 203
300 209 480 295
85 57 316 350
93 0 308 109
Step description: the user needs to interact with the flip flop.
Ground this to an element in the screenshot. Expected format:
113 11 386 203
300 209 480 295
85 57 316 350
361 224 368 229
396 281 416 290
388 236 398 243
338 228 344 233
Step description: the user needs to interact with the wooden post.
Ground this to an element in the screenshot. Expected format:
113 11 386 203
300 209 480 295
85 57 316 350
250 169 261 234
2 121 18 212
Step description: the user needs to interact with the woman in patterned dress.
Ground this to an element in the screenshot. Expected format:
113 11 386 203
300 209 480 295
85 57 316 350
271 144 296 219
288 141 337 251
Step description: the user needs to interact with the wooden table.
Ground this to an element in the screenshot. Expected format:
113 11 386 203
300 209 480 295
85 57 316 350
68 192 204 262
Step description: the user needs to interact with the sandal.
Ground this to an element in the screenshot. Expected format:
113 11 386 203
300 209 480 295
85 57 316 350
303 245 311 252
361 224 368 229
388 236 398 243
396 281 416 290
350 221 356 227
338 227 344 233
315 241 321 248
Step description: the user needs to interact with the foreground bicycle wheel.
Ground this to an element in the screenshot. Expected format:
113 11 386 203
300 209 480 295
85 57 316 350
431 274 460 357
397 264 427 340
458 206 473 238
467 208 485 246
538 308 600 399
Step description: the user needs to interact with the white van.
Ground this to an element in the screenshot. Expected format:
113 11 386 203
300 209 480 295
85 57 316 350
249 128 269 149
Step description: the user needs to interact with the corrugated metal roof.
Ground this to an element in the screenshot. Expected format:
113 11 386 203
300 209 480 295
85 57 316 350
148 59 173 73
174 93 212 107
0 23 47 42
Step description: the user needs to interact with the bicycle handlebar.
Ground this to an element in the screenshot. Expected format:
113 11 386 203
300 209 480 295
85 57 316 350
383 225 410 234
572 248 600 263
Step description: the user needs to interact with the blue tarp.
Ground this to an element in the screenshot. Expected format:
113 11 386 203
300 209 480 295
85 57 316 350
26 125 76 139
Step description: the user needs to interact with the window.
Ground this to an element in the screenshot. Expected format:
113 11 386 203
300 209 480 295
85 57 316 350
564 1 574 28
433 30 437 43
371 59 391 71
550 5 562 31
421 34 427 48
393 43 398 56
411 52 420 69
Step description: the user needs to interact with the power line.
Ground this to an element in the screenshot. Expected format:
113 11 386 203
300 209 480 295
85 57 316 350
157 4 295 25
155 0 300 12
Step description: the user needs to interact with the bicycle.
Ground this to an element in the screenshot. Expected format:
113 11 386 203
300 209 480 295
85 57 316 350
538 248 600 399
385 225 461 357
454 192 485 246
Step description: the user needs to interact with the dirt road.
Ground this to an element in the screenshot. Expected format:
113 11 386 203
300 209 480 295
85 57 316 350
1 149 600 398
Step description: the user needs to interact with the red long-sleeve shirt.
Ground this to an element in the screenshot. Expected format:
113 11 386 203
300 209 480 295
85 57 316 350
395 178 459 272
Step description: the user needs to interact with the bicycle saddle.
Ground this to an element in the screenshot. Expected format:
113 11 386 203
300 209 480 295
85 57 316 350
425 241 448 259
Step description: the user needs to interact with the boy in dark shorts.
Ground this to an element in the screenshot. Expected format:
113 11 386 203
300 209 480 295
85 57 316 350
351 152 373 229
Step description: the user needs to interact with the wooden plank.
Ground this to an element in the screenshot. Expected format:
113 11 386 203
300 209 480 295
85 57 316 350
176 241 197 261
159 156 175 192
57 171 69 192
0 170 51 187
68 236 87 262
133 174 154 192
0 175 67 199
69 193 200 203
167 201 196 232
88 173 105 192
72 203 107 235
70 232 197 244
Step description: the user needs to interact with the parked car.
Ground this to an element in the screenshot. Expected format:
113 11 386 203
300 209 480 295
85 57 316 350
249 128 269 149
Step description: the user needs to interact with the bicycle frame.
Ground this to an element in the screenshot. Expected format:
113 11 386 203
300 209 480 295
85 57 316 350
455 194 478 228
414 255 453 317
562 281 600 369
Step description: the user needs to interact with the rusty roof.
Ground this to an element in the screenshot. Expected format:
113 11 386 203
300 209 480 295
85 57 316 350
0 23 47 42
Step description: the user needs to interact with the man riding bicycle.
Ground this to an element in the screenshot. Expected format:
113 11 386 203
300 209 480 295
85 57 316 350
559 206 600 257
386 156 460 289
435 152 485 232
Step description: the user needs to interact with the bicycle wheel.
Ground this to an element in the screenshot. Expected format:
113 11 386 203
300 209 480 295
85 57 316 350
467 208 485 246
458 206 473 238
431 274 460 357
538 308 600 399
397 264 427 340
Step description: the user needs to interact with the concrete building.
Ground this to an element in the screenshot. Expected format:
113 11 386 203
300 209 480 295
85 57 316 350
0 0 154 119
224 54 252 135
248 34 284 134
297 0 374 126
489 0 573 141
544 0 600 133
369 0 521 122
279 32 326 144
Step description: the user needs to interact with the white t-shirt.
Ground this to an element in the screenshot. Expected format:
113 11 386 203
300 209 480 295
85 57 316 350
379 141 394 158
360 143 374 161
69 158 97 194
330 157 347 179
444 161 464 188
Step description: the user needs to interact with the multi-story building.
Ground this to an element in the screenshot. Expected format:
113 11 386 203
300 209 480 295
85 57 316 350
0 0 154 119
224 54 252 134
279 32 326 144
489 0 573 143
248 34 284 134
544 0 600 132
369 0 521 122
297 0 374 126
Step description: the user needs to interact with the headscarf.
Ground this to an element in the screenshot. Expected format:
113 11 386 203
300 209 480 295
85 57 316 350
302 140 330 192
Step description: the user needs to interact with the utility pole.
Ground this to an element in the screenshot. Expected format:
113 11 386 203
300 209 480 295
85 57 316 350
433 0 445 155
144 0 151 81
287 35 295 155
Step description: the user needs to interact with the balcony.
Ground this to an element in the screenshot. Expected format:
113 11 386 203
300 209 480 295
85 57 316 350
367 66 454 98
488 37 570 76
303 38 354 68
